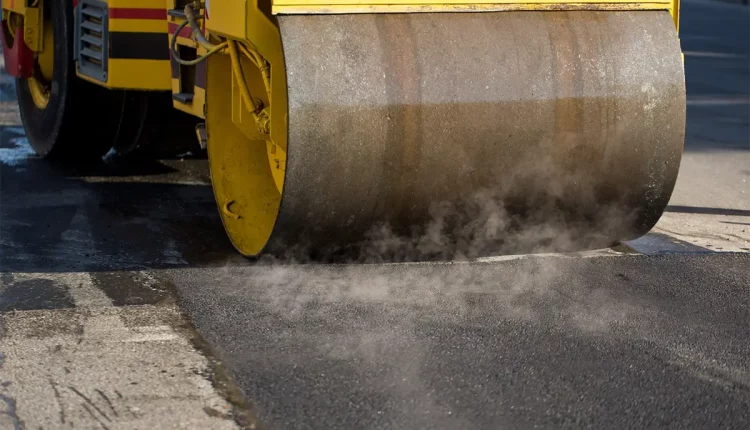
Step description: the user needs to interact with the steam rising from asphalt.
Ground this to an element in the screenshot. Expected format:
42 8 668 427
232 256 642 332
357 190 639 264
212 226 645 423
238 153 651 329
270 134 661 263
213 147 654 424
270 178 645 264
216 175 649 332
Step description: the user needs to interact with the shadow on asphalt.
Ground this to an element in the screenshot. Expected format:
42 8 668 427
0 139 247 272
665 205 750 216
2 129 746 274
1 138 637 272
61 157 183 177
0 177 246 273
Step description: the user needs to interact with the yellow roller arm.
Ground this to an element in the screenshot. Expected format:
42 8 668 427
269 0 679 32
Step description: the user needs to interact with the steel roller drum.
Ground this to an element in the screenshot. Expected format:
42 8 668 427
268 11 685 258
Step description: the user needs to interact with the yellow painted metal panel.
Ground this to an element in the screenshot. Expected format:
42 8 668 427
22 5 42 52
104 0 166 8
2 0 26 15
273 2 671 13
79 59 171 90
204 0 247 40
273 0 670 5
1 1 43 51
108 59 171 89
109 18 167 32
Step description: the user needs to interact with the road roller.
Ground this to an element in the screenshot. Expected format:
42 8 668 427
1 0 685 258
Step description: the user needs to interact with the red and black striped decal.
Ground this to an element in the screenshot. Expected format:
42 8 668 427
109 7 167 20
167 21 193 39
99 5 207 89
109 32 170 60
106 7 170 60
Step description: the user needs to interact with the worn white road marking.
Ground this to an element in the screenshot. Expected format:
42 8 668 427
0 271 241 429
476 247 630 262
0 137 34 167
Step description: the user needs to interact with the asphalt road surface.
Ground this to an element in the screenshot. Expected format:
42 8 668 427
1 1 749 429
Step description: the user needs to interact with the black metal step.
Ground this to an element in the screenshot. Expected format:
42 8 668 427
172 92 194 103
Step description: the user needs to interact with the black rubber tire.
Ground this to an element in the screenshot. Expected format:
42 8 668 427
15 0 127 161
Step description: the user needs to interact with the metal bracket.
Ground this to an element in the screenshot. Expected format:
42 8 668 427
22 4 42 52
195 123 207 149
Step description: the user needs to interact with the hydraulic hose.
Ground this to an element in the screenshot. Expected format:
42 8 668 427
169 1 271 134
169 2 224 66
184 2 216 50
170 18 227 66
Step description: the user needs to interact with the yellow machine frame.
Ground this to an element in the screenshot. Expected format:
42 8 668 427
271 0 679 30
77 0 172 89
